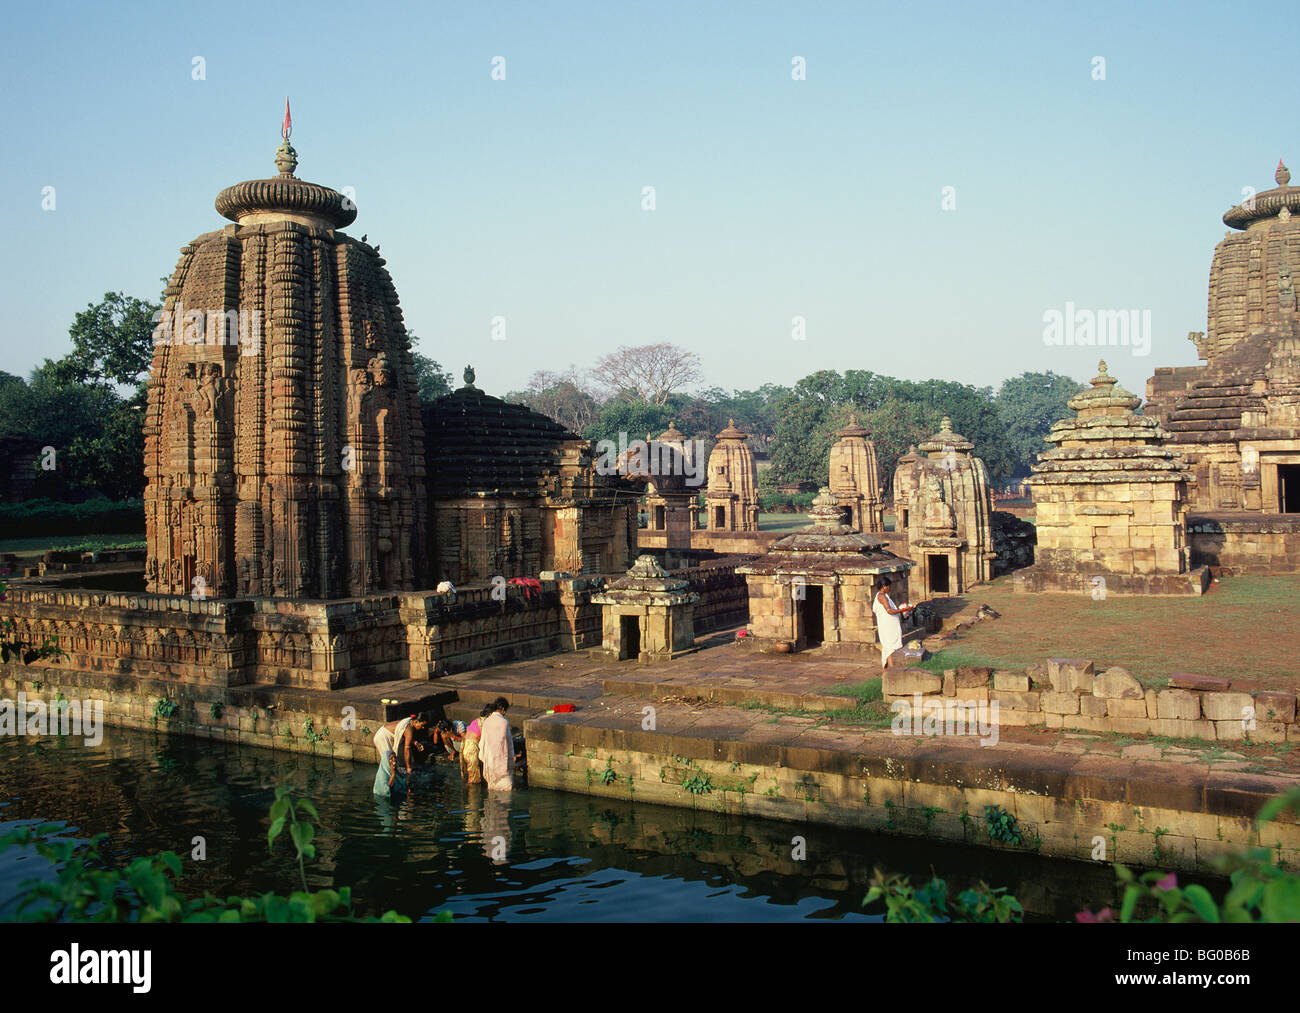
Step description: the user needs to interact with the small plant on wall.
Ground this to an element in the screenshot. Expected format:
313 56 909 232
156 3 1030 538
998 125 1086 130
985 805 1023 846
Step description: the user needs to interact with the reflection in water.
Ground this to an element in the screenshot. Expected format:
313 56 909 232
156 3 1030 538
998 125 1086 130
0 726 1136 921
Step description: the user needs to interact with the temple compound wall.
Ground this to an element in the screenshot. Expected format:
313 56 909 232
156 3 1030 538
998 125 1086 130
892 417 995 599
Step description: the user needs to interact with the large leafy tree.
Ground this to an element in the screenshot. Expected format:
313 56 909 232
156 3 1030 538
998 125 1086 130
994 371 1087 479
406 332 454 403
65 291 159 388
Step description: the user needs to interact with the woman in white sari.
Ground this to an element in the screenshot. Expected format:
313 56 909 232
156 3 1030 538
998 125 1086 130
479 697 516 792
871 575 912 668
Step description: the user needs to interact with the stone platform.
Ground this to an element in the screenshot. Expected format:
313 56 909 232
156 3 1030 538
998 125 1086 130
523 696 1300 874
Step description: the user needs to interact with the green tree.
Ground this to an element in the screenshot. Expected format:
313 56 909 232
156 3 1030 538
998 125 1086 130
65 291 159 388
994 371 1087 480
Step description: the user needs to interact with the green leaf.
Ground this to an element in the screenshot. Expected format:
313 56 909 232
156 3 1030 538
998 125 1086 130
269 797 290 824
295 799 320 822
1260 877 1300 923
289 821 314 856
1182 884 1219 923
267 816 286 852
1119 884 1140 923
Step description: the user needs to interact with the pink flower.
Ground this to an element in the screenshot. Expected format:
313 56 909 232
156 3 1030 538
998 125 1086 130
1076 907 1115 923
1155 873 1178 892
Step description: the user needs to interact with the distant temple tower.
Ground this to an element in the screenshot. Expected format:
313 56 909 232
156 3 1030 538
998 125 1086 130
1019 362 1207 595
892 416 995 597
143 113 427 599
640 423 698 544
828 416 884 532
705 419 759 532
1146 158 1300 515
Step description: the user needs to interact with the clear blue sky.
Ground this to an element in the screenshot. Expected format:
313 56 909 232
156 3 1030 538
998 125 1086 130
1 0 1290 400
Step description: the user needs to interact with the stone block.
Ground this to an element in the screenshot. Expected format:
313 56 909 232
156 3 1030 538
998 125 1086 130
1106 698 1147 719
1254 691 1297 724
1201 691 1254 722
1093 667 1143 700
1042 692 1080 715
1157 689 1200 721
954 666 992 688
953 687 989 704
992 671 1029 693
882 668 941 696
942 671 955 697
992 690 1040 712
1048 658 1094 694
1079 695 1108 718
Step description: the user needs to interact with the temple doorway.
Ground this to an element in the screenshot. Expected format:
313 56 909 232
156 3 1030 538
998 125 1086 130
619 615 640 660
1280 465 1300 513
928 554 950 594
801 584 824 647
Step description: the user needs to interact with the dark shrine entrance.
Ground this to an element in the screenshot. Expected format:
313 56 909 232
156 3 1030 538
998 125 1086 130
928 554 950 594
620 615 641 660
1281 465 1300 513
801 584 824 647
714 506 726 529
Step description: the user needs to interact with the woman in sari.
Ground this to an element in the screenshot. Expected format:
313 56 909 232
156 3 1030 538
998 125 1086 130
871 575 912 669
480 697 516 792
460 704 492 785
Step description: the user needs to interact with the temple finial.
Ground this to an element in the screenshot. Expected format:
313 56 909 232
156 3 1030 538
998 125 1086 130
274 99 298 177
1278 159 1292 187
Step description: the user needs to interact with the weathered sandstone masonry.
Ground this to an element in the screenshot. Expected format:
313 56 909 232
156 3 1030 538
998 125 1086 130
0 563 750 689
524 706 1300 874
881 659 1300 742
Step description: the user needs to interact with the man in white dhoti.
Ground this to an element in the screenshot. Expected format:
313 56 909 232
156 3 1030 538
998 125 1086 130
479 697 516 792
871 575 912 668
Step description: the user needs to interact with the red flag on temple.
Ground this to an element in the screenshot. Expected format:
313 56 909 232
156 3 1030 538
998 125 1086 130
282 98 292 139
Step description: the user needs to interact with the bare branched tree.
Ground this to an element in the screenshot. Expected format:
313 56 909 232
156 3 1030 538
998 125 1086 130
508 367 600 435
590 343 702 405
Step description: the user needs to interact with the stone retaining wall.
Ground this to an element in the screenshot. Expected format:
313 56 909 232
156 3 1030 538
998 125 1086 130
0 578 607 690
883 659 1300 742
524 711 1300 874
0 667 397 762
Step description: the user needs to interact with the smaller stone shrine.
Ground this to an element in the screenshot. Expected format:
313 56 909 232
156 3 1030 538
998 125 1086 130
639 423 702 551
737 486 913 654
829 416 885 532
705 419 760 532
590 554 699 662
1017 361 1209 595
892 416 996 598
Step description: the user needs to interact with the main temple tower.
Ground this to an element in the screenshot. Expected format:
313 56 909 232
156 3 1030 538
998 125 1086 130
143 114 427 599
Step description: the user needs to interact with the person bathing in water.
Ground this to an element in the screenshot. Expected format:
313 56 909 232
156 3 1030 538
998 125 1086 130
871 575 913 669
371 713 429 795
480 697 518 792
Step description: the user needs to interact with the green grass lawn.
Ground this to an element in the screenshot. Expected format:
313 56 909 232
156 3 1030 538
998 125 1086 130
919 573 1300 692
0 534 146 557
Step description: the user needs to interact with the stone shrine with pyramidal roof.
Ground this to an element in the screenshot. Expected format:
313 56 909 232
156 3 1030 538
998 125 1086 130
1018 361 1208 595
